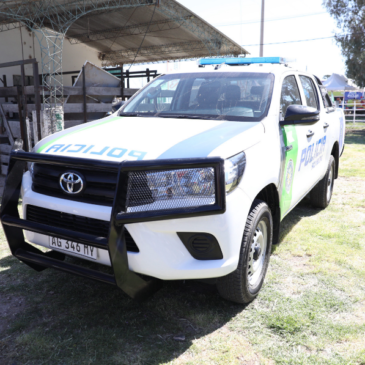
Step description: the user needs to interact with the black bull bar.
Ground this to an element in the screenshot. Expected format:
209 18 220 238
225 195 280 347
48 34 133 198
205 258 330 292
0 145 226 300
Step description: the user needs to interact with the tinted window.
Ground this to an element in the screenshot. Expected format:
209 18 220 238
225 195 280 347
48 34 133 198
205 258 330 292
280 75 302 116
299 76 318 109
319 86 333 108
121 72 274 121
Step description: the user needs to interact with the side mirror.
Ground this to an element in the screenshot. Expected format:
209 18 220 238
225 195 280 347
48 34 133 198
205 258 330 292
280 105 319 126
112 100 125 113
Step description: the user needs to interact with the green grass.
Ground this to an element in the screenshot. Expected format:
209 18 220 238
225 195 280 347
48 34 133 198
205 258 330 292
345 122 365 129
1 126 365 364
340 125 365 178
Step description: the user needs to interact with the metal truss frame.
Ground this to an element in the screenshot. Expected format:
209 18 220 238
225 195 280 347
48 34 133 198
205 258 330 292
0 1 156 29
100 40 241 64
156 0 227 56
98 0 244 65
0 0 156 135
67 15 194 44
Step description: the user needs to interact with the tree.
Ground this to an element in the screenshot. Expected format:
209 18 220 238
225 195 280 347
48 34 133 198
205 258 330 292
324 0 365 87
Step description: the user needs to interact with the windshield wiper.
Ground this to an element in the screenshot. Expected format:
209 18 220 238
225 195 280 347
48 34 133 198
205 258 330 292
156 114 217 120
119 112 220 121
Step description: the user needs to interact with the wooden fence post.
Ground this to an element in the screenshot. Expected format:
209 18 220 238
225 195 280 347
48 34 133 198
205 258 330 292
3 75 8 102
120 65 124 100
82 65 87 123
20 64 29 151
16 86 27 149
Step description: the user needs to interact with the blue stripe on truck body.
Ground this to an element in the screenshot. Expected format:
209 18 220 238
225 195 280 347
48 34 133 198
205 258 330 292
158 122 257 159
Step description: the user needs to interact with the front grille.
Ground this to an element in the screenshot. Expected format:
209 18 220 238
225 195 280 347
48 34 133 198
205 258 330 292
32 164 215 212
26 205 139 252
32 163 119 206
32 163 154 207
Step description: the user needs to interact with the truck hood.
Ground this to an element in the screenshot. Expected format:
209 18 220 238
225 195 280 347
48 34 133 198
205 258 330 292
35 116 262 161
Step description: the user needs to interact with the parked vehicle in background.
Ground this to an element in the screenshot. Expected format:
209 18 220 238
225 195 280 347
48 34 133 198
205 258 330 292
1 57 345 304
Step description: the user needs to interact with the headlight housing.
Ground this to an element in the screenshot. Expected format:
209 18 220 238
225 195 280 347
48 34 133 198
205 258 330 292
224 151 246 194
127 153 246 213
126 167 216 212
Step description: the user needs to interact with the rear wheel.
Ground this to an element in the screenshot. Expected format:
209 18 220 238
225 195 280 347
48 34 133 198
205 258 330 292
310 155 335 209
217 200 273 304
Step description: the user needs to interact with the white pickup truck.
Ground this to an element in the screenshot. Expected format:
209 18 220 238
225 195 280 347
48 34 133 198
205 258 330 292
1 57 345 303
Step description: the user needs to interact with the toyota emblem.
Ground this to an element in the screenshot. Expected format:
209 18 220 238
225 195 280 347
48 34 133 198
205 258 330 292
60 172 84 194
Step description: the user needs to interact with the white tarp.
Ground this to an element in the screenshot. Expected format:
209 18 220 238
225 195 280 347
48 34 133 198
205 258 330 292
322 73 357 91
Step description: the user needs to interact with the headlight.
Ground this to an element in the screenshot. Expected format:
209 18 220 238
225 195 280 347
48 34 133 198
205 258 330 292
126 167 216 212
224 151 246 194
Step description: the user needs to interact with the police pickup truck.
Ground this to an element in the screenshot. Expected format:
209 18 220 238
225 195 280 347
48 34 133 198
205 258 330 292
1 57 345 303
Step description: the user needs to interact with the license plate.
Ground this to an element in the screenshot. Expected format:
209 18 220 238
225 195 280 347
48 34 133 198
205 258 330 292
49 237 97 260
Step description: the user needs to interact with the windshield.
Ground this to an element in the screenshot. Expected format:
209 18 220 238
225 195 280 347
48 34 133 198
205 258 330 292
120 72 274 121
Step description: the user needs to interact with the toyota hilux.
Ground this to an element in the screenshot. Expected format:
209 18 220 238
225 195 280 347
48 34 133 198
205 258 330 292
1 57 345 303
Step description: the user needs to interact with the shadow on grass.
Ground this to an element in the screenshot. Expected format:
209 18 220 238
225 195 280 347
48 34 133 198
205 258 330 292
0 252 245 365
0 192 337 363
273 198 322 253
345 128 365 145
0 200 327 363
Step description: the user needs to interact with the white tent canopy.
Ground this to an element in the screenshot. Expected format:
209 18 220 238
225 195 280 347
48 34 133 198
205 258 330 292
322 73 357 91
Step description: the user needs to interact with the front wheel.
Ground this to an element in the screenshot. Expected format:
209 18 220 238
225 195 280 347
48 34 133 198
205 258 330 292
217 199 273 304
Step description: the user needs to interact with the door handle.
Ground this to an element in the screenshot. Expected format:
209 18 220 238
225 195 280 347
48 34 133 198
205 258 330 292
306 130 315 138
323 122 330 129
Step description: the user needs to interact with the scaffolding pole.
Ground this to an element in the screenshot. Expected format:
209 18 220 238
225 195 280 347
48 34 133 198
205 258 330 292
0 0 156 137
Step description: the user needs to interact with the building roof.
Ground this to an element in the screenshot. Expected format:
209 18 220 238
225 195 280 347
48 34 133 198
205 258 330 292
0 0 245 66
65 1 247 65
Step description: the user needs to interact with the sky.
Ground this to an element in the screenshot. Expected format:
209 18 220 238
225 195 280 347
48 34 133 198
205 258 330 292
128 0 346 87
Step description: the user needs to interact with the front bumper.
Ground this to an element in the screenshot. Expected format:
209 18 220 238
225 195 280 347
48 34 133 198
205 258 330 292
1 148 228 299
22 172 249 280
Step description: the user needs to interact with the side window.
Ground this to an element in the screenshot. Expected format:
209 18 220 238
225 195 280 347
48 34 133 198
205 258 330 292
280 75 302 117
319 86 333 108
189 78 206 107
299 76 318 109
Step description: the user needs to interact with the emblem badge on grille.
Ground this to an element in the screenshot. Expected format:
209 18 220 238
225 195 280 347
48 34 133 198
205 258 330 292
59 172 84 194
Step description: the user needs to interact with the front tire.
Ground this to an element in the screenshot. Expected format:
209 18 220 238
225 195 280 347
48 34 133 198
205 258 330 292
310 155 335 209
217 199 273 304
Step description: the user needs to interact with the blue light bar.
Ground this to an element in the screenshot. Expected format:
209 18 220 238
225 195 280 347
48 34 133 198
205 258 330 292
198 57 285 66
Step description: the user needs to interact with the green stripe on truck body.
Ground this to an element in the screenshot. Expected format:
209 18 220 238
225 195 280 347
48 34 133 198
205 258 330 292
37 117 120 153
280 125 299 219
